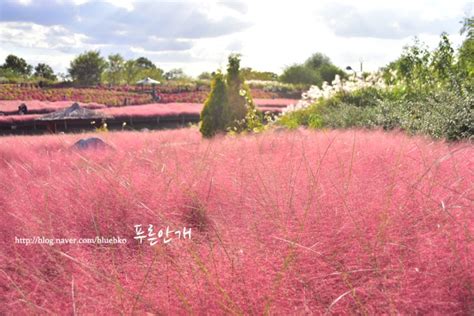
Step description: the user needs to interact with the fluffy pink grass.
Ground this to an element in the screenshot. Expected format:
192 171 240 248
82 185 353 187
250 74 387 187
0 129 472 314
253 98 296 107
102 101 284 118
101 102 202 118
0 114 42 123
0 99 289 118
0 100 106 114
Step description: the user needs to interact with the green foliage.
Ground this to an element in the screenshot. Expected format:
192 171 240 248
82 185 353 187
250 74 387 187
226 54 249 124
375 91 473 141
135 57 155 69
105 54 125 85
1 54 32 77
34 63 57 81
123 60 141 84
278 29 473 141
200 72 229 138
280 64 321 86
240 67 278 81
164 68 188 81
458 16 474 90
279 89 473 141
200 54 264 137
280 52 345 86
198 72 212 80
68 50 107 86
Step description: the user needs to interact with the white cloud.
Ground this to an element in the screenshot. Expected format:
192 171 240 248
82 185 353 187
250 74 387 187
0 0 471 76
0 22 90 51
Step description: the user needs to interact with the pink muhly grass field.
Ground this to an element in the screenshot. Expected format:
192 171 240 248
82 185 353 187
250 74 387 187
0 100 106 114
101 102 202 118
0 129 472 314
101 101 285 118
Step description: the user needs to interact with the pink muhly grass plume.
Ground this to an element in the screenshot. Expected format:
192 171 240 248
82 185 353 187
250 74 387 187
0 129 472 314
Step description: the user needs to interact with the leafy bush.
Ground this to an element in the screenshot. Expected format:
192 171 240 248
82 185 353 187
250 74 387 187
280 52 345 87
376 91 473 141
199 72 229 137
278 29 474 141
280 89 473 141
200 54 262 137
68 50 107 86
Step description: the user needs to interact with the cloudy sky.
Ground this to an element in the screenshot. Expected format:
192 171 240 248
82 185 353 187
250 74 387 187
0 0 472 77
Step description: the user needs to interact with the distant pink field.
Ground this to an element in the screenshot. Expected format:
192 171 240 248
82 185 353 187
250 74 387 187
0 99 289 121
102 102 284 118
0 114 42 123
0 100 106 114
0 129 472 314
101 102 202 118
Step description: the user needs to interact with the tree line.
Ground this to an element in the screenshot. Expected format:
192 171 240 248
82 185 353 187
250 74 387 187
0 49 346 88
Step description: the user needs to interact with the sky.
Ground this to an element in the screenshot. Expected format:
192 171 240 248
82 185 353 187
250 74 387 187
0 0 472 77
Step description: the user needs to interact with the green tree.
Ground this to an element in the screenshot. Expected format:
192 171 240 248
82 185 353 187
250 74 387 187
130 57 164 82
226 54 251 124
164 68 187 80
200 72 229 137
430 33 455 82
34 63 57 81
123 60 140 84
200 54 259 137
280 64 322 86
458 16 474 87
304 53 331 69
1 54 32 77
68 50 107 85
240 67 278 81
135 57 155 69
198 72 212 80
280 53 343 86
105 53 125 85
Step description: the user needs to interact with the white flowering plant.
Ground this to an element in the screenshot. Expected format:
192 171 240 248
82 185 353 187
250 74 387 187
281 72 389 116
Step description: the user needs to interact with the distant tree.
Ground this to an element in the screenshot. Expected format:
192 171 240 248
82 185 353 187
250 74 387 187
135 57 156 69
129 57 163 81
34 63 57 81
68 50 107 85
304 53 332 69
319 63 345 83
1 54 32 77
164 68 187 80
280 53 344 86
123 60 140 84
240 67 278 81
280 64 322 86
198 72 212 80
105 54 125 85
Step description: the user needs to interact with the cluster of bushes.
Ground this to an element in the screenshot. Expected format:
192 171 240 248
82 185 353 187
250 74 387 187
278 19 474 141
279 53 346 87
0 55 57 85
200 54 265 137
245 80 303 98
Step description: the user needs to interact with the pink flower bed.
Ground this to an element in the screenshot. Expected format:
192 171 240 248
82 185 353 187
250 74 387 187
253 98 296 107
0 114 42 123
0 100 105 114
0 129 472 314
102 103 202 118
102 101 286 119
